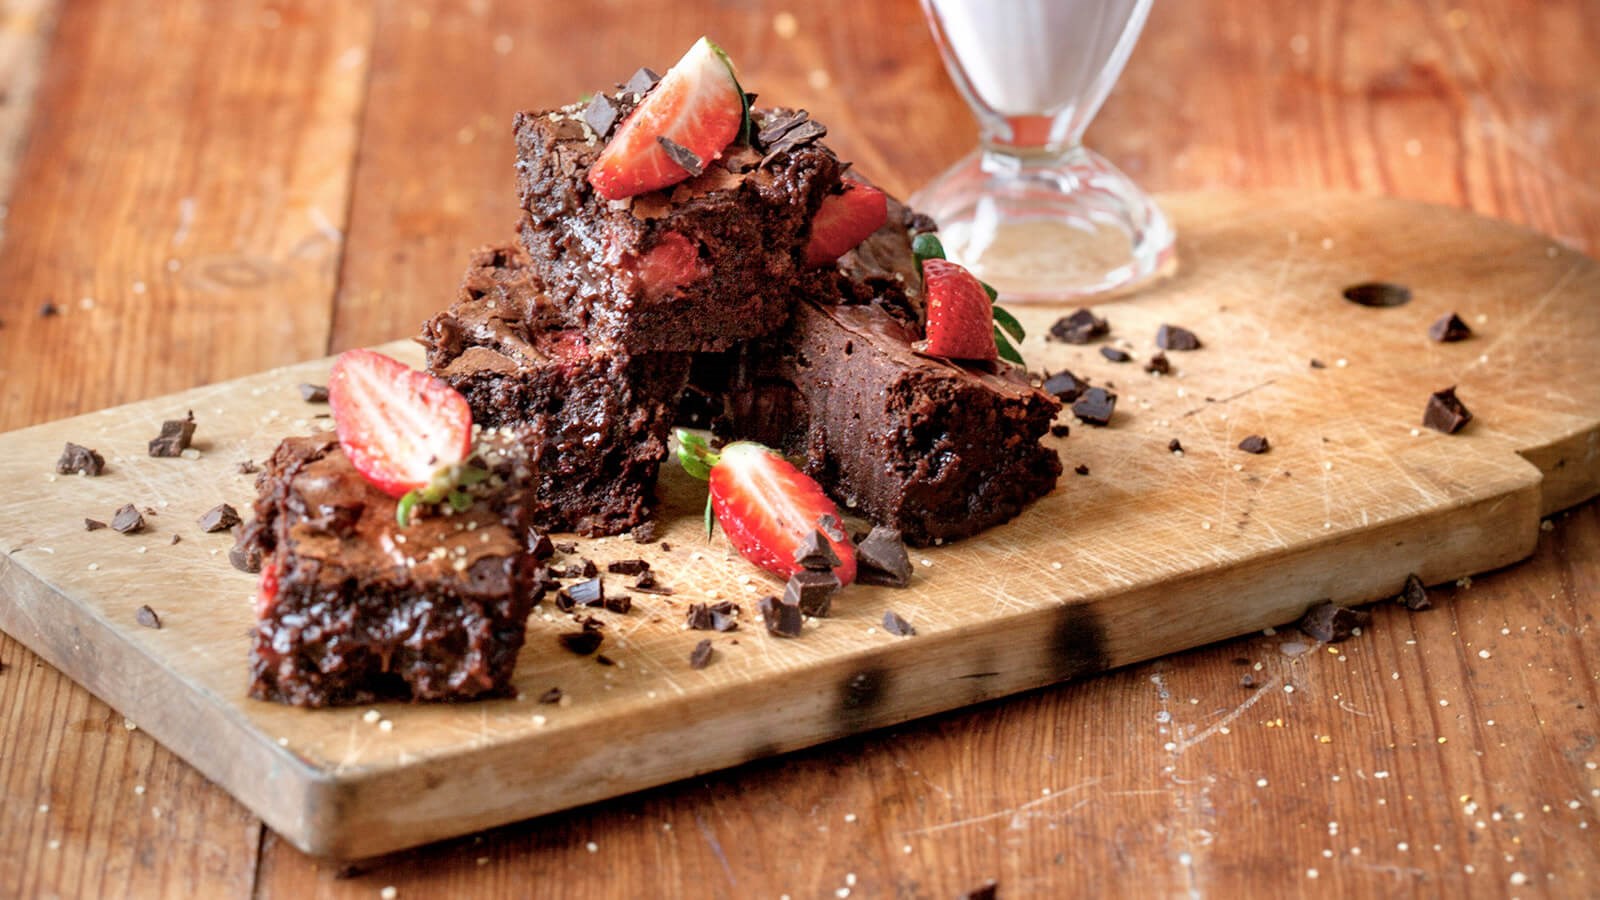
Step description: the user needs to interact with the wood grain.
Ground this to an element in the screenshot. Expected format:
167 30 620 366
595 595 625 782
2 0 1598 896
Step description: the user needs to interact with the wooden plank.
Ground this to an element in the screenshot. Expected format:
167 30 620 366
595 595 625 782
0 0 62 245
1 193 1595 858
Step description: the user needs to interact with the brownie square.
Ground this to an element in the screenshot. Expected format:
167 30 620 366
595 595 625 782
420 243 689 536
513 97 845 352
247 435 544 708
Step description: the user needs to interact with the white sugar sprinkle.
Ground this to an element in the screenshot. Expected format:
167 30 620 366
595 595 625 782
378 719 394 732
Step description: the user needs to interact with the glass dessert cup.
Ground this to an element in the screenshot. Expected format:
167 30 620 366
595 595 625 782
912 0 1175 301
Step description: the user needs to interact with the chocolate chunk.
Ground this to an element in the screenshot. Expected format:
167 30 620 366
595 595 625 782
1237 435 1270 454
686 603 716 631
758 595 804 638
1041 369 1089 402
528 531 555 560
855 525 911 588
56 443 106 476
793 529 841 571
568 577 604 607
631 520 658 543
538 687 563 704
135 605 162 629
554 541 578 555
1399 574 1431 611
236 459 259 475
1100 347 1132 363
1167 438 1184 454
170 533 181 545
759 118 826 165
1072 387 1117 426
1428 312 1473 342
558 630 603 656
228 523 262 573
553 589 576 613
816 514 846 542
632 570 674 596
607 559 650 576
595 654 616 667
882 610 916 636
84 518 107 531
1422 386 1472 434
657 136 705 177
1156 324 1202 351
197 503 241 533
604 594 632 615
110 504 146 535
756 109 810 146
1050 424 1071 438
39 301 59 317
1047 308 1108 344
1342 282 1412 308
297 383 329 403
711 608 739 632
148 411 196 457
1144 353 1171 375
582 91 618 138
689 638 714 670
622 66 660 95
1297 601 1371 643
1309 359 1327 369
785 568 840 618
960 881 998 900
1074 464 1090 476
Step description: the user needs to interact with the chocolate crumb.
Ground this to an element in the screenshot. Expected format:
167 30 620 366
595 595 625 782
1156 324 1202 351
607 559 650 576
689 639 714 670
1100 347 1132 363
785 569 840 617
622 66 660 95
84 518 107 531
793 529 841 571
558 630 603 656
297 383 329 403
1168 438 1183 454
1041 369 1089 403
1342 282 1412 308
1240 673 1257 688
1072 387 1117 426
882 611 916 637
1047 308 1108 344
170 533 181 545
1399 574 1431 611
1050 424 1071 438
960 880 999 900
148 411 197 457
856 526 912 588
1309 359 1327 369
1143 353 1172 375
657 136 705 177
236 459 259 475
1422 386 1472 434
39 301 59 318
632 570 674 596
1298 601 1370 643
659 541 671 552
582 91 618 138
528 531 555 560
1237 435 1270 454
758 595 803 638
595 654 616 667
1428 312 1473 343
1074 464 1090 476
631 520 658 543
56 443 106 476
198 503 241 533
538 687 563 704
135 605 162 629
111 504 146 535
603 594 632 615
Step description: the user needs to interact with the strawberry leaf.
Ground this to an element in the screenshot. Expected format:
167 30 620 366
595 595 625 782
703 493 715 539
994 328 1025 365
992 305 1026 342
912 233 946 267
675 428 719 480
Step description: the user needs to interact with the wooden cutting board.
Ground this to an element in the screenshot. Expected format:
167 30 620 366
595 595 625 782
2 192 1596 859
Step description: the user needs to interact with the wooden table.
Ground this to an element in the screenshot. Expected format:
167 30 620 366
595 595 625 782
2 0 1596 896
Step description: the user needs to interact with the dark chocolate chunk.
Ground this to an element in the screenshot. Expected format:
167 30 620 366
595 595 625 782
170 533 181 545
538 687 563 704
784 568 840 618
816 514 846 542
711 607 739 632
554 589 576 613
622 66 660 95
595 654 616 666
631 520 658 543
1072 387 1117 426
686 603 716 631
1309 358 1327 369
56 443 106 476
756 108 810 146
148 411 196 457
558 630 603 656
1050 424 1071 438
882 610 916 637
1167 438 1184 454
1342 282 1412 308
633 570 674 596
1041 369 1089 403
1237 435 1270 454
39 301 59 317
528 531 555 560
554 541 578 555
1428 312 1473 343
236 459 259 475
1156 324 1202 351
603 594 632 615
689 638 714 670
855 525 912 588
197 503 241 533
568 577 604 607
657 136 705 177
582 91 619 138
1297 601 1371 643
1144 353 1171 375
1047 308 1108 344
110 504 146 535
228 523 262 573
84 518 107 531
135 605 161 629
759 118 826 165
1074 464 1090 476
793 529 842 571
297 383 329 403
607 559 650 576
1399 574 1431 611
758 595 804 638
960 880 998 900
1422 386 1472 434
1100 347 1132 363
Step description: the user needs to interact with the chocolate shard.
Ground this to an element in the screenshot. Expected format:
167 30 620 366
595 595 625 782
298 383 329 403
580 558 599 578
1072 387 1117 426
689 638 714 670
686 603 716 631
793 529 842 571
554 589 576 613
554 541 578 555
1422 386 1472 434
657 136 705 177
1399 574 1431 611
631 520 658 543
538 687 563 704
236 459 260 475
39 301 59 317
633 570 674 596
855 526 912 588
882 610 916 637
756 109 809 146
758 595 804 638
1144 353 1171 375
1297 601 1371 643
603 594 632 615
528 530 555 560
1047 308 1108 344
1100 347 1132 363
582 91 618 138
110 503 146 535
1156 324 1202 351
1342 282 1411 308
607 558 650 576
816 514 846 542
711 607 740 632
1041 369 1089 402
56 442 106 476
1168 438 1184 454
198 503 242 533
622 66 660 95
568 577 604 607
148 411 197 457
1049 424 1071 438
1074 463 1090 476
228 521 263 573
1428 312 1473 343
1309 359 1327 369
960 880 999 900
135 604 162 629
558 630 604 656
758 118 826 166
1237 435 1270 454
84 518 107 531
785 569 840 618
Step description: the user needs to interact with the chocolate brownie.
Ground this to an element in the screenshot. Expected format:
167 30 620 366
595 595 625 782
514 95 846 352
419 243 689 536
248 435 544 707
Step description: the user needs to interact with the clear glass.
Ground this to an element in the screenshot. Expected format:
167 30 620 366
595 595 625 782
912 0 1175 300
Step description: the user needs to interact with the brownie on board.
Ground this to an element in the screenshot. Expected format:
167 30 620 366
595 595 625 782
514 90 845 352
420 243 689 536
248 436 544 708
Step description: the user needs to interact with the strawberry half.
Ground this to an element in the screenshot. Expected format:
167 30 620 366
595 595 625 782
588 37 745 201
803 183 889 266
678 432 856 585
915 259 998 361
327 348 473 500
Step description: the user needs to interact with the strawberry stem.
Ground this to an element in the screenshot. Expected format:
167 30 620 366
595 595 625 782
675 428 721 480
396 490 423 528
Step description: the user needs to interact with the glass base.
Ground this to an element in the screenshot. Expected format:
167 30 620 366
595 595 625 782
909 145 1176 301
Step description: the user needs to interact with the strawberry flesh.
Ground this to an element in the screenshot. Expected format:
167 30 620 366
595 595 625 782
917 259 998 361
633 231 705 300
327 349 473 499
803 183 889 266
709 442 857 585
254 560 279 619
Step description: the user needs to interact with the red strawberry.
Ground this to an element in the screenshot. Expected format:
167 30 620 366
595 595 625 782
254 560 279 619
633 231 705 300
803 183 889 266
679 434 856 584
588 37 744 201
327 349 473 499
915 259 998 361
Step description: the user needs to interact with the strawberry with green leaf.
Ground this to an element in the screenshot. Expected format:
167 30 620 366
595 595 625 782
911 233 1027 365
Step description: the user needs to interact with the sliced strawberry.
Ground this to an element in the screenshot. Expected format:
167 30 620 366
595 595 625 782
632 231 705 300
915 259 998 361
254 559 279 619
327 349 473 499
588 37 744 200
803 183 889 266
